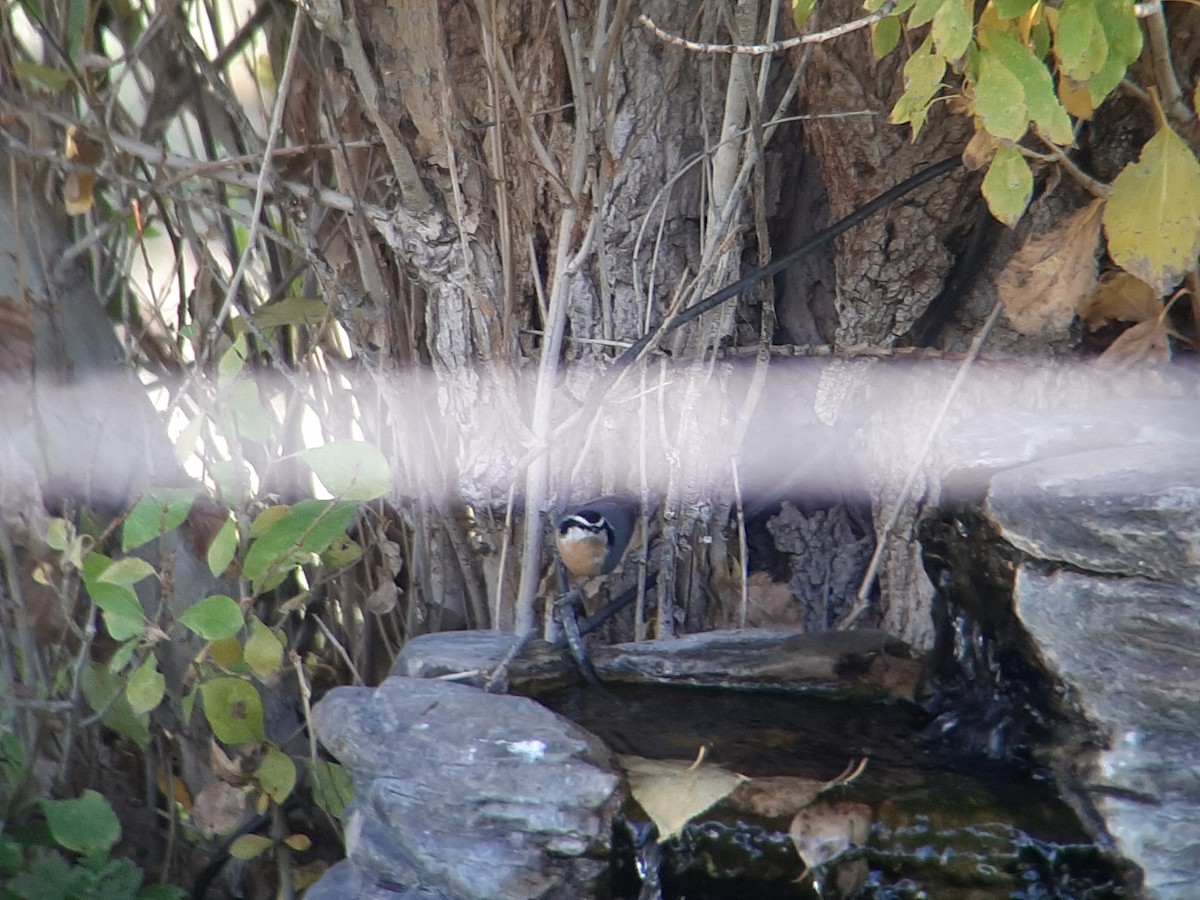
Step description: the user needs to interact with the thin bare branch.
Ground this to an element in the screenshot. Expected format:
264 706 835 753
638 3 896 56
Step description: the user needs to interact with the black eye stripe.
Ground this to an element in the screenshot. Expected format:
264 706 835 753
559 515 611 538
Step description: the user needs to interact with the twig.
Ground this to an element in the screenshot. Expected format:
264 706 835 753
839 300 1003 630
1031 139 1111 199
638 3 895 56
1142 0 1195 124
731 458 749 628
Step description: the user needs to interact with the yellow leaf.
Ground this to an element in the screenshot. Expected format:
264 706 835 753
64 172 95 216
621 755 748 842
244 617 284 677
229 833 272 860
996 199 1104 334
156 768 193 811
1058 74 1094 119
284 833 312 851
982 145 1033 227
209 635 243 669
1103 125 1200 295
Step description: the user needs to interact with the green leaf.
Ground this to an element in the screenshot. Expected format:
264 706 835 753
301 440 391 501
257 745 297 804
40 790 120 856
242 500 357 591
126 655 166 714
908 0 947 30
993 0 1036 18
180 594 243 642
244 617 284 677
872 17 902 59
218 333 249 384
97 556 157 586
229 834 272 860
108 638 138 674
982 28 1073 145
792 0 818 28
890 37 946 137
123 489 196 552
973 48 1029 140
1104 126 1200 295
982 145 1034 227
253 297 330 329
1056 0 1108 82
81 663 151 749
83 555 146 639
310 760 355 819
12 60 72 91
931 0 972 62
230 379 274 447
46 518 73 551
200 677 265 744
1087 0 1143 105
207 518 239 577
322 534 363 570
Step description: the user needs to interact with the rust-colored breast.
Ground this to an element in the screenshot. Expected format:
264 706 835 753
556 530 610 577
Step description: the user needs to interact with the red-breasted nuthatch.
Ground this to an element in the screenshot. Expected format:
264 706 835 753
555 497 636 578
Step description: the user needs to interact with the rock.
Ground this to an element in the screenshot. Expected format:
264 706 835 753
1014 568 1200 898
957 439 1200 898
391 630 575 693
984 443 1200 584
308 676 621 900
592 628 922 699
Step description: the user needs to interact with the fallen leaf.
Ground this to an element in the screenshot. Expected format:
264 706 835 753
1079 271 1162 330
1097 317 1171 369
729 776 824 818
996 199 1104 334
621 754 749 841
191 780 250 839
789 799 873 870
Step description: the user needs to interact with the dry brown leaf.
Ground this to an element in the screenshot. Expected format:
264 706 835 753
1079 271 1162 330
364 581 399 614
64 127 103 216
1058 74 1094 119
191 780 250 839
0 294 36 376
962 126 997 172
788 799 872 870
997 199 1104 335
1097 317 1172 369
621 754 749 841
157 767 193 811
729 775 824 818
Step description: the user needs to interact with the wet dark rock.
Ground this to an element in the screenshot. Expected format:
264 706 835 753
1014 568 1200 898
592 627 922 700
925 439 1200 898
307 676 621 900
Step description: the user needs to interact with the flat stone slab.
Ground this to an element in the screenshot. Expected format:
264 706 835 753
985 443 1200 584
592 628 922 699
392 629 575 693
